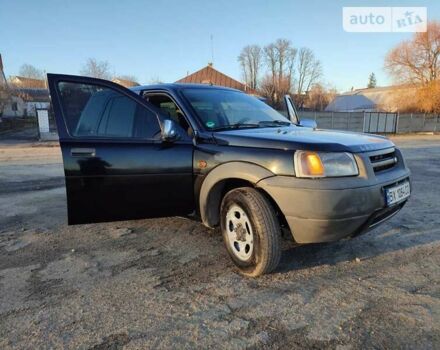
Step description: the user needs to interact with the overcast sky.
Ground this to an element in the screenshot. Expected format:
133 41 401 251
1 0 439 92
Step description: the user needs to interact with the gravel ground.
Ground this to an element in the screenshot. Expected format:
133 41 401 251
0 135 439 349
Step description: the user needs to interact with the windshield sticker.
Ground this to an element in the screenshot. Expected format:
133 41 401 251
206 121 215 128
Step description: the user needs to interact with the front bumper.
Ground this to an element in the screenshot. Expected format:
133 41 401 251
257 148 411 243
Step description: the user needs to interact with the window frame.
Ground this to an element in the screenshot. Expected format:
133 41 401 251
141 90 195 137
54 77 163 142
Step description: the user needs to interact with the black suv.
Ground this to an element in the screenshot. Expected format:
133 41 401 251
48 74 411 276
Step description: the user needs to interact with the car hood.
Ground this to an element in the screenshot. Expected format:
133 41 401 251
213 126 394 153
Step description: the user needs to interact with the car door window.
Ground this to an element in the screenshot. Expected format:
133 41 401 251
58 81 160 139
97 95 137 137
142 92 191 135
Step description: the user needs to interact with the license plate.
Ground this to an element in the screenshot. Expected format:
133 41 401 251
385 181 410 206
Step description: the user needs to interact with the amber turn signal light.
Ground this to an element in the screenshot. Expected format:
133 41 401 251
297 151 325 177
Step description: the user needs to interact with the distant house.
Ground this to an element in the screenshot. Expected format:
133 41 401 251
2 95 25 117
5 76 50 116
325 85 418 112
112 78 140 88
2 88 50 117
3 86 50 117
176 63 257 94
9 76 46 89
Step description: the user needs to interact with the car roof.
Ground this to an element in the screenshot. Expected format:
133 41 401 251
130 83 242 93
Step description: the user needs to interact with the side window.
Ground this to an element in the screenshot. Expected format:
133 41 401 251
57 81 160 138
97 96 136 137
142 92 191 134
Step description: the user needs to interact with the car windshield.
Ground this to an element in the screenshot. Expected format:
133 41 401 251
182 88 291 130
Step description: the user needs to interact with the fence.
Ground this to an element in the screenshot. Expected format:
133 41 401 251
0 108 57 140
1 110 440 141
297 111 440 134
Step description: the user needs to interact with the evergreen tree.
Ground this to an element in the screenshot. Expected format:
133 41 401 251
367 72 377 88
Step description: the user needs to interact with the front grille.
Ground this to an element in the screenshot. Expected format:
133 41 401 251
370 148 397 173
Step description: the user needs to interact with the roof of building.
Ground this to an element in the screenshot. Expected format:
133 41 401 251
9 76 46 89
175 64 256 94
12 88 50 102
325 94 377 112
325 85 418 112
131 82 239 91
112 78 140 88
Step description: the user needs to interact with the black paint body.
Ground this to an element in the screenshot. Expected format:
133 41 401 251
48 74 395 225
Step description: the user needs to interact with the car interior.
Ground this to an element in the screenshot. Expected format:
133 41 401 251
142 92 192 136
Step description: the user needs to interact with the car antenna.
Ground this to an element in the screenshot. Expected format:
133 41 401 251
210 34 214 65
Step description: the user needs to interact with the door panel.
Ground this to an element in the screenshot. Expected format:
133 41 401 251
48 74 194 225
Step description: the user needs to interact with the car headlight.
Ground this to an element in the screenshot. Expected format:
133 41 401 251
294 151 358 178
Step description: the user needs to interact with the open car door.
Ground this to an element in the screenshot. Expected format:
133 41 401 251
48 74 194 225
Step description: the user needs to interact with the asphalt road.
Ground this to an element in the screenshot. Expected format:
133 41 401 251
0 135 439 349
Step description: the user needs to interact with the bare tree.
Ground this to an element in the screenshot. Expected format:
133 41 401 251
385 21 440 113
274 39 296 90
238 39 324 109
148 76 164 84
116 75 138 83
264 43 277 91
262 39 297 107
295 48 322 96
238 45 262 90
259 74 277 106
416 81 440 113
80 58 112 80
306 83 338 111
385 21 440 84
18 64 44 80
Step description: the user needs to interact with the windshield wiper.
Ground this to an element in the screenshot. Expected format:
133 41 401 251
211 123 260 131
258 120 291 127
211 120 291 131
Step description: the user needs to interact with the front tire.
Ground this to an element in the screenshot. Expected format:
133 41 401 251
220 187 281 277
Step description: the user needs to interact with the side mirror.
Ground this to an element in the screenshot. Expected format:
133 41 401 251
299 119 317 129
161 119 179 142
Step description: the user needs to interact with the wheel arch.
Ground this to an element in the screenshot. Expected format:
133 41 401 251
199 162 275 228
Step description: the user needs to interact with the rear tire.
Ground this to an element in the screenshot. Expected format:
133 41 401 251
220 187 281 277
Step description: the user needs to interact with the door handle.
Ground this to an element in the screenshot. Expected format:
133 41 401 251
71 148 96 157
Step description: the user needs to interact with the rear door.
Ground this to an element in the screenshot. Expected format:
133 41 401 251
48 74 194 225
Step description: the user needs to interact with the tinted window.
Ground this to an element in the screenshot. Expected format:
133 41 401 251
58 81 160 138
97 96 136 137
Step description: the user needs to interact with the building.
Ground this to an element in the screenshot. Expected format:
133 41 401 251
0 57 50 118
175 63 257 94
112 78 140 88
2 88 50 117
325 85 418 112
2 95 25 117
